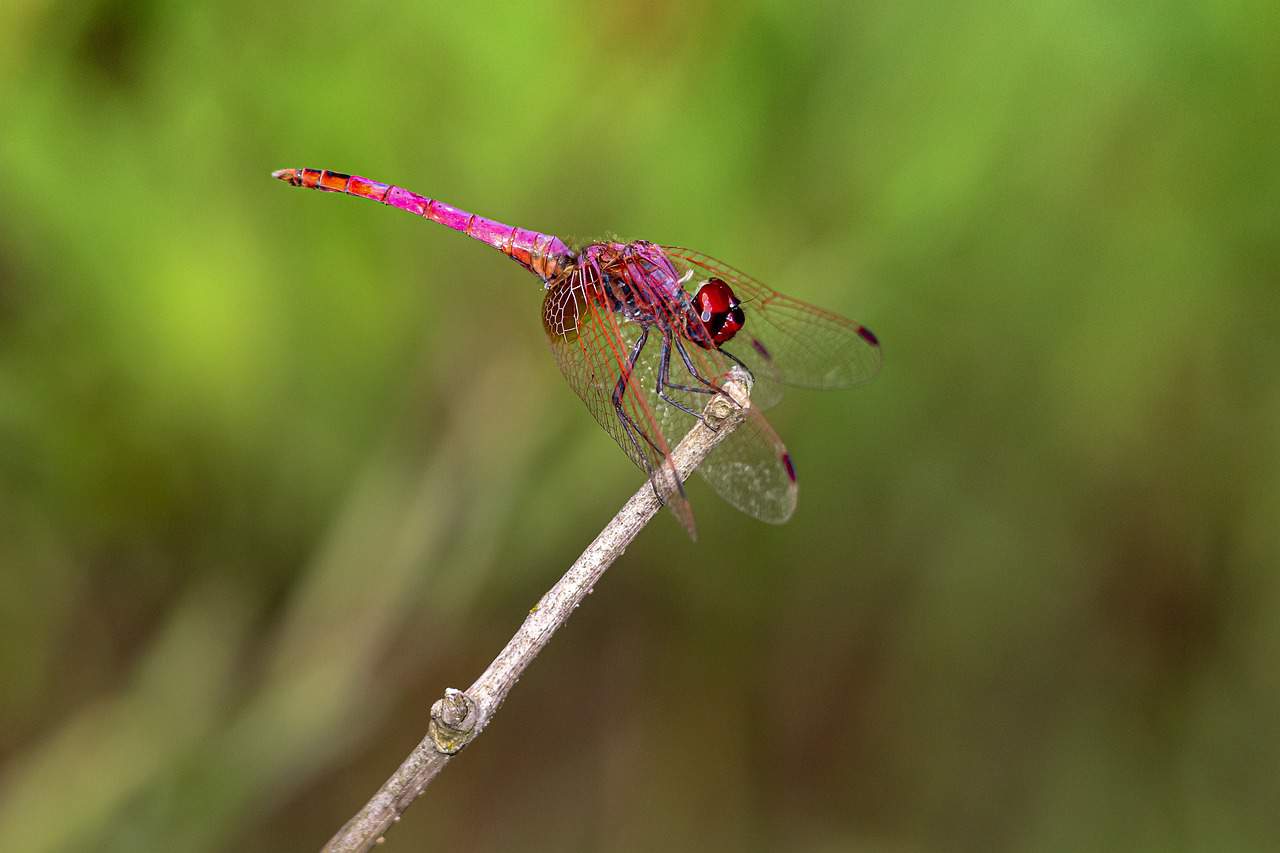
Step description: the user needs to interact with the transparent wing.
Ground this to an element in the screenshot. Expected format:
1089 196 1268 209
620 301 798 525
663 247 882 390
698 405 796 524
542 268 695 537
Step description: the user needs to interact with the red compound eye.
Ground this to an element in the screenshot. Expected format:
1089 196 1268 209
692 278 746 347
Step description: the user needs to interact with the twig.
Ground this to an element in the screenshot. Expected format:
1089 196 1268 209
322 369 754 852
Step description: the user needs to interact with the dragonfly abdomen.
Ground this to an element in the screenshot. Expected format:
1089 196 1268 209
272 167 572 281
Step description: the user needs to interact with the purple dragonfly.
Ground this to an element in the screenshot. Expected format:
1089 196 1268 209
273 167 880 538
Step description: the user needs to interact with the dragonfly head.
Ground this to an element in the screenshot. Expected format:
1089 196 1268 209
689 277 746 348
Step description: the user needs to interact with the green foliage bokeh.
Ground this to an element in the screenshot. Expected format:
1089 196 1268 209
1 1 1277 850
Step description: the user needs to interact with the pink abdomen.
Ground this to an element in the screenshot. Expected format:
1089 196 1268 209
273 167 572 281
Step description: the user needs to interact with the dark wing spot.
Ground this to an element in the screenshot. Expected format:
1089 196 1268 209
781 452 797 483
857 325 879 346
751 338 772 361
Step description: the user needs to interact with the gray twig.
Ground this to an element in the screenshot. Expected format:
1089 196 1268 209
322 369 754 852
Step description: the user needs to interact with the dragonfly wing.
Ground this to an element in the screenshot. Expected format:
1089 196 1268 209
697 406 797 523
625 321 799 525
542 269 696 538
664 247 882 390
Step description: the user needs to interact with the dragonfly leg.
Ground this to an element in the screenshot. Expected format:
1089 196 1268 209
715 345 757 382
611 327 677 503
672 336 752 404
659 336 719 397
656 334 716 425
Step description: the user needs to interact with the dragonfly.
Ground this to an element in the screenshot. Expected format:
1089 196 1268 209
272 167 880 538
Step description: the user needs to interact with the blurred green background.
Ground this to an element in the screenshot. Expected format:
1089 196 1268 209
2 1 1277 850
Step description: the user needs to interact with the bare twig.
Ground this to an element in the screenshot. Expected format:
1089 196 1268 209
322 369 754 852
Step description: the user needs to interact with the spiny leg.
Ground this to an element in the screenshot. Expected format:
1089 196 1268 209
715 345 756 382
671 335 755 403
656 333 716 424
612 327 659 463
611 327 682 504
